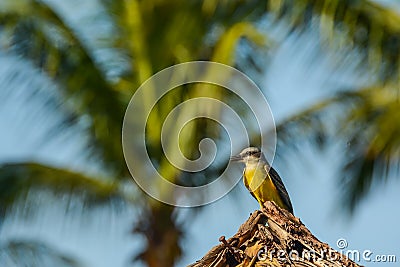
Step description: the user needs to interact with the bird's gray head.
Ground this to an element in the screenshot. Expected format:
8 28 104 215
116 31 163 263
230 147 264 163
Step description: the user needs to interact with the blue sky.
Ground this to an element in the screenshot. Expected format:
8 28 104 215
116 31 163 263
0 1 399 266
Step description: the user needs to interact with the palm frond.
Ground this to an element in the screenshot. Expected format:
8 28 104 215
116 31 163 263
0 239 82 267
338 86 400 211
0 162 126 215
0 0 127 175
277 85 400 211
267 0 400 81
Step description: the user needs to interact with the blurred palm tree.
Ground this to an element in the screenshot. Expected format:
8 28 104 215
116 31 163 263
1 0 400 266
0 1 268 266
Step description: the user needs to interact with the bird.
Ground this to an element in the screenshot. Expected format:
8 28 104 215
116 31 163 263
230 147 293 214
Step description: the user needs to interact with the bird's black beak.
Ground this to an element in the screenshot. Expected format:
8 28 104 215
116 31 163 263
230 154 242 162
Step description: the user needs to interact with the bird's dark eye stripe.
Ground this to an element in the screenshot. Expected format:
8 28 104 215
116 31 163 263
245 150 260 156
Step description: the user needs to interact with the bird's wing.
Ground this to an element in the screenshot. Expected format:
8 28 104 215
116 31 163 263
265 165 294 214
242 168 257 200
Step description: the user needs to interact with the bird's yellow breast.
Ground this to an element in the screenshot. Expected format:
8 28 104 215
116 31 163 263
244 167 286 209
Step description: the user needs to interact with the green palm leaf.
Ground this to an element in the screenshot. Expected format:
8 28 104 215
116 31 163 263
0 239 83 267
277 85 400 211
268 0 400 81
0 162 126 215
1 0 127 175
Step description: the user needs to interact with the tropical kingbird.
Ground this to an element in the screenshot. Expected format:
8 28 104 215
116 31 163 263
230 147 293 214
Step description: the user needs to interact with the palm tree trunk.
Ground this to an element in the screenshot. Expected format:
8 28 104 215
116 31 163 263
134 204 182 267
